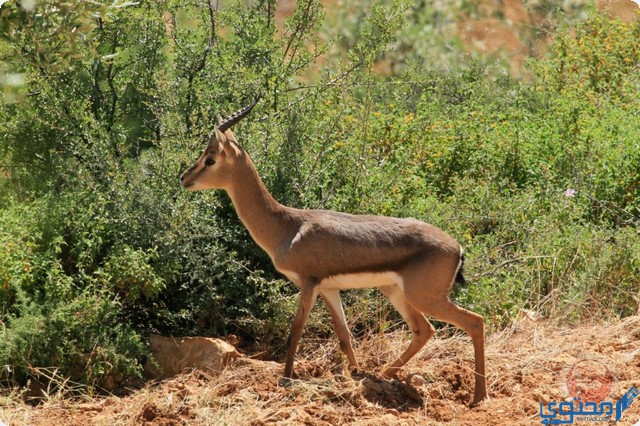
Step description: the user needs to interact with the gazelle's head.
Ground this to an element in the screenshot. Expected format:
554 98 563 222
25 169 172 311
180 100 258 191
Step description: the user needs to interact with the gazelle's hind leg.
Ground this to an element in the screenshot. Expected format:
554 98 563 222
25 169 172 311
411 296 487 407
378 284 436 379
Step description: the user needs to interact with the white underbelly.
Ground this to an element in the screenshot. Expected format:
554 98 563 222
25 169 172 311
320 271 403 290
279 269 403 290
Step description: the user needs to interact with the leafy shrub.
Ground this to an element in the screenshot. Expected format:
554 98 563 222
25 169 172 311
0 197 147 389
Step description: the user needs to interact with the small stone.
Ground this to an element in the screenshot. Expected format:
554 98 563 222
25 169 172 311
532 390 551 405
410 374 425 387
104 375 116 391
429 387 443 399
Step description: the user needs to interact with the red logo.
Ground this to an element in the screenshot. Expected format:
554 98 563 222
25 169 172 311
566 359 614 403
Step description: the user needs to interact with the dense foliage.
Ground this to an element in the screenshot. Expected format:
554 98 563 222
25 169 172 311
0 0 638 391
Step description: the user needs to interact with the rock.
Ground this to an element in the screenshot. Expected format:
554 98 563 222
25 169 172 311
409 374 425 387
531 389 551 405
24 380 46 404
518 308 543 322
104 375 116 391
549 353 577 372
429 387 443 399
144 335 241 379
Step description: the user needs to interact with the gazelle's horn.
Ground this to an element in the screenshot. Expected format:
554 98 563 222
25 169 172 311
217 95 261 132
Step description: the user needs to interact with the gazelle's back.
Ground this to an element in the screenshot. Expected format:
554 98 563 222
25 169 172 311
277 208 461 280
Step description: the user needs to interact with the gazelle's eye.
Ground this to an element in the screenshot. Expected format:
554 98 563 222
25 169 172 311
205 157 215 167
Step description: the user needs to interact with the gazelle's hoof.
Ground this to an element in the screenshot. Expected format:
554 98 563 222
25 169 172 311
278 376 294 388
381 367 400 379
469 395 488 408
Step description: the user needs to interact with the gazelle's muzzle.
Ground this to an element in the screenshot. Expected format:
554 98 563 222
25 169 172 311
180 165 198 189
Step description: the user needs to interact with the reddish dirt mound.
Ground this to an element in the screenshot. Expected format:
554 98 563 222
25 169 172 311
3 315 640 425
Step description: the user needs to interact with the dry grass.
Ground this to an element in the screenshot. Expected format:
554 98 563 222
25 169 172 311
2 315 640 425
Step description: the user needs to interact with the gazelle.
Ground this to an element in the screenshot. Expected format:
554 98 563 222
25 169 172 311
180 101 488 406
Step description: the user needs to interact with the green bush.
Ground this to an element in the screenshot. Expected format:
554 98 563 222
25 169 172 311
0 197 147 390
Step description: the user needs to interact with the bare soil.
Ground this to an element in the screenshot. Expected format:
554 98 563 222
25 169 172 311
2 314 640 425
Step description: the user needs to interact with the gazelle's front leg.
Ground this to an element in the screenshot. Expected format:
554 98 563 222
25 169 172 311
320 289 359 369
284 280 319 378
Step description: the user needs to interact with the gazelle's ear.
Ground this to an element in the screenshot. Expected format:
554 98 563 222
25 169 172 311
214 128 228 146
224 128 237 144
215 127 240 158
214 128 230 155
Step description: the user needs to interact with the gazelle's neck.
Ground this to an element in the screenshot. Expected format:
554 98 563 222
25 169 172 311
225 154 291 256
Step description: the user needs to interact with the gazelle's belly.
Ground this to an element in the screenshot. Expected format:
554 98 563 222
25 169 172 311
280 269 403 291
320 271 403 290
